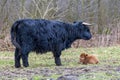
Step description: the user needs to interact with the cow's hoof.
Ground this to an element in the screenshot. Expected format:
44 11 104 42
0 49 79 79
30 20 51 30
15 65 21 68
23 64 29 67
56 64 62 66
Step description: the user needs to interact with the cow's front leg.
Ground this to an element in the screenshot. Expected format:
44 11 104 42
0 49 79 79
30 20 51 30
53 51 62 66
55 56 62 66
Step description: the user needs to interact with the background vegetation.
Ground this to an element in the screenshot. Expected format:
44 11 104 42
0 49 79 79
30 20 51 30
0 0 120 79
0 0 120 50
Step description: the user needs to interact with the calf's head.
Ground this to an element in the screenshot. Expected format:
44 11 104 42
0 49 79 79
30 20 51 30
80 53 87 62
74 21 92 40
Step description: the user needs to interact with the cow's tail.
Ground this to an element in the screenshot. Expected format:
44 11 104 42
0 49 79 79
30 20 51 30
11 21 21 51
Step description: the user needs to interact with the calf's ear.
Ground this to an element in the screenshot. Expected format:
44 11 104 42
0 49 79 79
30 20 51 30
85 54 88 56
82 22 92 26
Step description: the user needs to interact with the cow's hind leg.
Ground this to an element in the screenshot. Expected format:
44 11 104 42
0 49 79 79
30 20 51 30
22 53 29 67
15 48 21 68
21 46 30 67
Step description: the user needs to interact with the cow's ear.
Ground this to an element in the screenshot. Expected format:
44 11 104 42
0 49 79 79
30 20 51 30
73 21 83 27
73 21 77 23
73 21 77 24
73 21 82 25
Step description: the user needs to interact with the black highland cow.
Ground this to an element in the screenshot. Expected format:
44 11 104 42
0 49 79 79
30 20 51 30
11 19 92 68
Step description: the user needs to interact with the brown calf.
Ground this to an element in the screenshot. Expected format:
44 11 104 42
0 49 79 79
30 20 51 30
79 53 99 64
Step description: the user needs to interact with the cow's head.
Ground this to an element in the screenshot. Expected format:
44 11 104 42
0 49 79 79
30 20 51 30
74 21 92 40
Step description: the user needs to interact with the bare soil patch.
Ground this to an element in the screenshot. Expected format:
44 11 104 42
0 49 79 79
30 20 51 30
0 65 119 80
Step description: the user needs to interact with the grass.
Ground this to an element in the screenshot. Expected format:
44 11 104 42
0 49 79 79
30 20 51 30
0 46 120 80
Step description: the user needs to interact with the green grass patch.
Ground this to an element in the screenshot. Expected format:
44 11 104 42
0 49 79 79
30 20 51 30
0 46 120 79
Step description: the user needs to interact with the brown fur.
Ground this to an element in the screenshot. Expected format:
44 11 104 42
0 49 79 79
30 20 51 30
79 53 99 64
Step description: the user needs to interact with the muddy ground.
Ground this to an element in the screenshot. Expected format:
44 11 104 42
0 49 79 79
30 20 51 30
0 65 120 80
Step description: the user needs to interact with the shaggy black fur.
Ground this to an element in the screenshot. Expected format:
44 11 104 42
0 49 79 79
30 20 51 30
11 19 92 68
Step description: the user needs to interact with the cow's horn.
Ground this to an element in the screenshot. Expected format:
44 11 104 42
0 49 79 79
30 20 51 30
82 22 92 26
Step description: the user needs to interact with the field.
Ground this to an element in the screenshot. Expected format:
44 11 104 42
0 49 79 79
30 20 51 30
0 46 120 80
